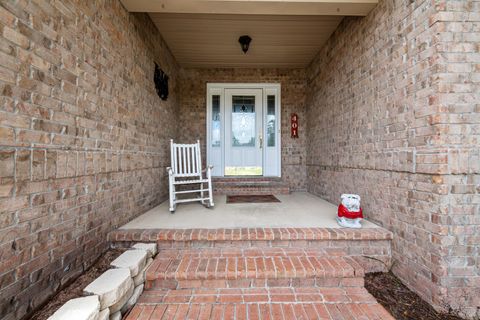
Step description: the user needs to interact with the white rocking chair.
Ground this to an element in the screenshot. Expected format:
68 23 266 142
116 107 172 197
167 140 214 213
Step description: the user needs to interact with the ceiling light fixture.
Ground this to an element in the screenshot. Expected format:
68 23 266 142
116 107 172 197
238 35 252 54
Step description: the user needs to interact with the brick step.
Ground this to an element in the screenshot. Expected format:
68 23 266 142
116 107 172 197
126 287 395 319
109 227 393 273
212 178 290 195
111 227 392 243
145 248 364 290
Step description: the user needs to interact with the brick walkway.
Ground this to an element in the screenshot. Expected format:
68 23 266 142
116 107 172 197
124 246 394 319
127 287 393 319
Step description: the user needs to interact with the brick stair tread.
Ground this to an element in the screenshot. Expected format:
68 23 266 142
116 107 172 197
146 248 364 282
126 287 394 319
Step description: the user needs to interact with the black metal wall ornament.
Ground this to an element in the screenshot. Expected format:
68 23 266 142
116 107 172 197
154 63 169 100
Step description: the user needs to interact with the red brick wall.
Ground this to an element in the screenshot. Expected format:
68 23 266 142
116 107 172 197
0 1 180 319
179 68 307 191
306 0 479 317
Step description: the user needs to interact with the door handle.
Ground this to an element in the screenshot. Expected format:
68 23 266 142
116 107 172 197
259 134 263 149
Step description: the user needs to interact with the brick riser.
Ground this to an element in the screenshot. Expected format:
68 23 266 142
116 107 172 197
137 287 378 306
109 227 393 273
149 276 364 291
212 178 290 195
214 186 290 195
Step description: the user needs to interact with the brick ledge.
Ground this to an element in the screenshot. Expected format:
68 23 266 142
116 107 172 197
108 227 392 242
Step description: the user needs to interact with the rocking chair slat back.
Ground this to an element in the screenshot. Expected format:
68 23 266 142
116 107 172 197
170 140 202 177
168 139 214 212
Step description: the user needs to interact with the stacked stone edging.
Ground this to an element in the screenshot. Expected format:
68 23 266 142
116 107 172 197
48 296 100 320
48 243 157 320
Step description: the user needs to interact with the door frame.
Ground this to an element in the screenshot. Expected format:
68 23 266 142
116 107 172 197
206 83 282 177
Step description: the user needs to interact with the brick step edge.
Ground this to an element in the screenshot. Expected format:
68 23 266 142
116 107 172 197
138 287 377 304
108 227 393 243
146 276 364 290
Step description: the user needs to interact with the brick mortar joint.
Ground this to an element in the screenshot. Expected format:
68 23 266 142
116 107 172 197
0 145 169 155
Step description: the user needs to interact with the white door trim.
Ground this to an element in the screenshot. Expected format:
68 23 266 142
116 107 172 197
206 83 281 177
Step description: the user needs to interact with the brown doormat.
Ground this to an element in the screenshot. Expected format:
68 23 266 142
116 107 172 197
226 194 281 203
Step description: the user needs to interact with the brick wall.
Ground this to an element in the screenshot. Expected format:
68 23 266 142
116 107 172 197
0 1 180 319
179 68 307 191
1 0 478 318
431 0 480 316
306 0 479 317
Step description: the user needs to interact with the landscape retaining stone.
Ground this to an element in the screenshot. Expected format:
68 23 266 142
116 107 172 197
110 311 121 320
109 284 133 314
132 243 157 258
133 258 153 287
121 284 144 314
97 308 110 320
84 268 133 309
48 296 100 320
110 249 147 277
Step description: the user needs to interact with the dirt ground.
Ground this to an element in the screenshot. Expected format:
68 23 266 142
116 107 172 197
30 249 124 320
365 272 465 320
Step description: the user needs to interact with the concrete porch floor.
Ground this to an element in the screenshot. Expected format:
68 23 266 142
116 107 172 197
120 192 380 229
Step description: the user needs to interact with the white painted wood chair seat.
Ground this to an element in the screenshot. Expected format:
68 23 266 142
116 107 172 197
167 140 214 212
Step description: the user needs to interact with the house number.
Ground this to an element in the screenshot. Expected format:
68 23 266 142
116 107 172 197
291 113 299 138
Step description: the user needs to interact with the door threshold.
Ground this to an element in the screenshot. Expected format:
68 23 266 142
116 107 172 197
213 176 282 179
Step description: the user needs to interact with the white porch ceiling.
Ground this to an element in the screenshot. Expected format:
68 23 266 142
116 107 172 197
120 0 378 68
150 13 344 68
121 0 378 16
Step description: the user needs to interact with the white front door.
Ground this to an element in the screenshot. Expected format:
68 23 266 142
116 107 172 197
207 83 281 177
224 89 263 176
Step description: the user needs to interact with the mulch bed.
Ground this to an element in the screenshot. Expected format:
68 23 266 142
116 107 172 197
226 194 281 203
365 272 465 320
30 249 125 320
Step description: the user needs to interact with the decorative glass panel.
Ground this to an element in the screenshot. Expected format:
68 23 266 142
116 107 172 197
211 95 220 147
267 95 276 147
225 166 262 176
232 96 255 147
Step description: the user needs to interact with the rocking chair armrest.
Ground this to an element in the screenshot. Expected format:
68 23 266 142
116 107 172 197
202 165 214 173
166 167 174 175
